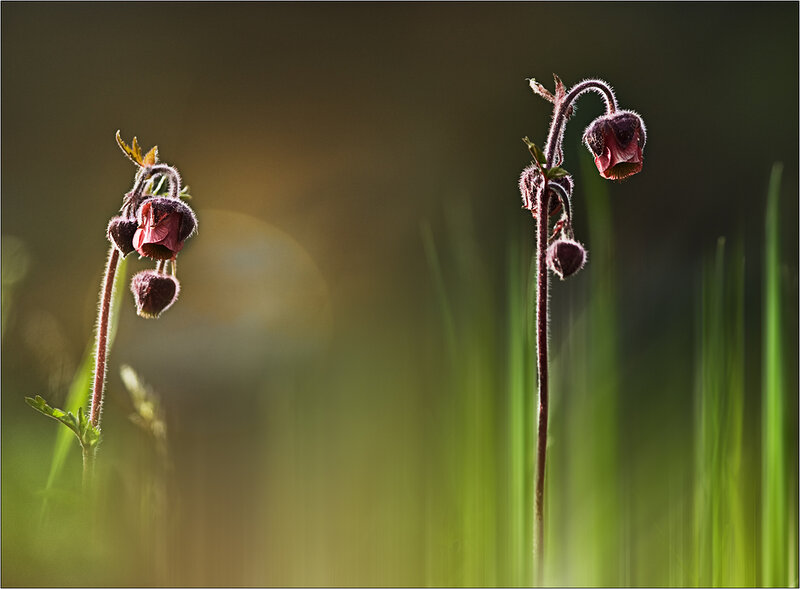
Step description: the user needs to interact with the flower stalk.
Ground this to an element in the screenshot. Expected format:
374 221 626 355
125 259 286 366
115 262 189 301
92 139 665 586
89 245 121 428
26 132 197 488
521 75 645 584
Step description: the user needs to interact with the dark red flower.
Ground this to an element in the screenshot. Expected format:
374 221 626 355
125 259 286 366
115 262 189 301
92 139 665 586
547 238 586 279
130 270 180 318
133 197 197 260
583 111 646 180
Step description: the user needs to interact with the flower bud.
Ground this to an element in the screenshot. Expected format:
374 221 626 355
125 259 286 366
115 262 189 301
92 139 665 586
130 270 180 318
583 110 646 180
107 216 139 257
547 238 586 279
133 197 197 260
519 165 574 216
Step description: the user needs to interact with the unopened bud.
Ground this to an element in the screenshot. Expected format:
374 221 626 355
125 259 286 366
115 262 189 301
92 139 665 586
547 238 586 279
130 270 180 318
519 165 573 216
107 216 139 257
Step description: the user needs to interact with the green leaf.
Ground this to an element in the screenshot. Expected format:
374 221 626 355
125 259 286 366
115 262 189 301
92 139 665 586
522 137 547 167
25 395 81 438
546 166 570 179
25 395 101 449
77 407 101 448
150 175 167 196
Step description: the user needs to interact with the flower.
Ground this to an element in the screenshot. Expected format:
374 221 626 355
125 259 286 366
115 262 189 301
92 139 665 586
130 270 180 318
132 197 197 260
547 238 586 279
107 216 139 257
583 111 646 180
519 165 574 216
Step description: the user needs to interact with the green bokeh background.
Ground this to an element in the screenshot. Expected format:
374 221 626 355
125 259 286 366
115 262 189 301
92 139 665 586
2 3 797 586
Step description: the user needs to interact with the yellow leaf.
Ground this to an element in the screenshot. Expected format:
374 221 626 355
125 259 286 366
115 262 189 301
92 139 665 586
115 130 143 167
131 136 143 165
142 145 159 166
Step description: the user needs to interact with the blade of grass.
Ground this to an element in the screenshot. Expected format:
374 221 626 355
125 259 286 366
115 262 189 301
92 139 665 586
693 237 750 587
762 162 787 587
507 232 534 587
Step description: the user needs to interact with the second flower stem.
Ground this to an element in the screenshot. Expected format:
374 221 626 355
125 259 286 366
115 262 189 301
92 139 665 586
534 181 550 585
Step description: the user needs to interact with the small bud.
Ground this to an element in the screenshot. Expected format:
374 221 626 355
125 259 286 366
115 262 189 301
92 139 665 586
133 197 197 260
547 238 586 279
519 165 573 216
583 110 646 180
130 270 180 318
107 216 139 257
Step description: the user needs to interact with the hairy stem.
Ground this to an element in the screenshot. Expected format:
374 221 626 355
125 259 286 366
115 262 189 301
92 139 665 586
544 79 618 166
530 78 618 583
145 164 182 199
534 181 550 585
89 246 120 429
124 164 182 216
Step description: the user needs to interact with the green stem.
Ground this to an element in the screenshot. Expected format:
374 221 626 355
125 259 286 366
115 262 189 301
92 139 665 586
82 444 96 490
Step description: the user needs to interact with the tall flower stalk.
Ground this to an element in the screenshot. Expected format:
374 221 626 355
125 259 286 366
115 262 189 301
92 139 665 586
519 75 646 583
27 133 197 487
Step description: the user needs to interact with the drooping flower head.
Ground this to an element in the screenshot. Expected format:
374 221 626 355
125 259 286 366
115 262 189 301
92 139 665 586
132 197 197 260
583 110 646 180
130 270 180 318
546 237 586 280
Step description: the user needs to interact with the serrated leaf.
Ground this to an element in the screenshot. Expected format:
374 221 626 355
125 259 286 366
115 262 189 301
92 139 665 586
116 131 143 167
142 145 159 166
26 395 102 450
546 166 570 179
131 136 143 165
25 396 80 437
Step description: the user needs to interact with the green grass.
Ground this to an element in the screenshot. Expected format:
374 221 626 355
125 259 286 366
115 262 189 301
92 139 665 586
694 236 750 587
419 159 796 587
8 163 795 587
762 162 791 588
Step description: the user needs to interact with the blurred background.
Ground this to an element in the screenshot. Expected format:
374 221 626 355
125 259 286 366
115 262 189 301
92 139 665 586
2 3 797 586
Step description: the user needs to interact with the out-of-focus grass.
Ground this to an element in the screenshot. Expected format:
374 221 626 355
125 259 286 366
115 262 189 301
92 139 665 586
421 205 500 586
694 237 751 586
762 163 791 587
1 236 31 340
5 163 796 587
421 153 623 586
418 158 797 588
